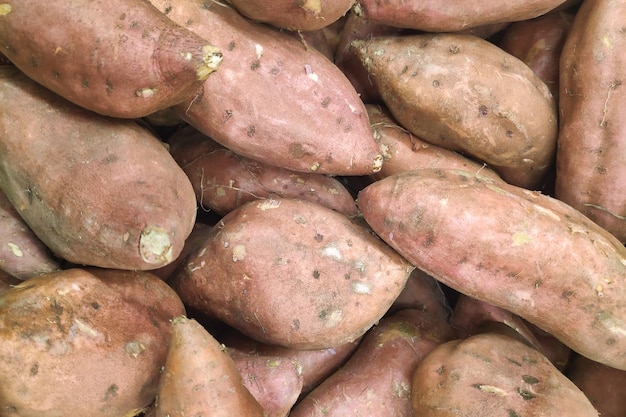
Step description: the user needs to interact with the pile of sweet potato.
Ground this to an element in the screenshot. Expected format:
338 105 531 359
1 0 625 416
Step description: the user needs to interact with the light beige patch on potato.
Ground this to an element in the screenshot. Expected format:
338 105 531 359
0 4 11 15
7 242 23 257
232 244 246 262
300 0 322 14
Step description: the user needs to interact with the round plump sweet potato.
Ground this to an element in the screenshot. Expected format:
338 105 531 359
351 34 558 189
170 197 414 350
0 67 197 270
0 0 222 118
411 332 599 416
556 0 626 243
357 169 626 371
0 268 185 417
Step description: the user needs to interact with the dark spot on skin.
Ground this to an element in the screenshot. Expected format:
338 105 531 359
432 79 440 87
53 71 61 79
119 13 126 20
103 384 119 401
164 5 172 14
344 274 351 280
105 80 113 95
250 59 261 70
522 375 539 384
5 406 16 413
292 319 300 330
130 21 138 29
321 97 330 108
508 410 520 417
228 41 236 51
606 337 616 345
400 65 408 75
30 363 39 376
222 109 233 123
314 233 323 242
289 143 312 158
336 117 344 126
270 66 280 75
449 45 460 54
436 365 445 375
81 79 89 88
507 357 522 367
312 270 320 279
506 130 514 138
247 126 256 137
423 230 435 247
318 310 327 320
594 166 607 174
30 56 38 67
478 105 488 116
91 302 100 310
103 154 118 164
561 289 575 300
457 256 468 264
517 388 536 400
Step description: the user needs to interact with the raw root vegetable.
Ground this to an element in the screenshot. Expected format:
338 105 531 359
567 354 626 417
227 0 354 31
499 11 573 99
290 308 456 417
0 67 197 270
0 268 185 417
365 104 503 183
357 169 626 370
222 327 361 395
411 333 599 417
353 0 568 32
0 0 222 118
167 124 358 217
351 33 557 189
556 0 626 243
149 0 383 175
170 197 414 350
232 354 304 417
155 316 266 417
0 189 60 280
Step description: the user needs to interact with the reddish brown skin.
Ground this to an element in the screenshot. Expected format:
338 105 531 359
290 308 456 417
156 316 266 417
170 197 414 350
0 268 185 417
351 34 558 189
388 268 451 318
365 104 503 183
0 268 20 296
556 0 626 243
355 0 568 31
0 0 218 118
411 333 599 416
227 0 354 31
0 189 60 280
523 321 571 371
357 169 626 370
0 67 197 270
221 328 361 394
567 354 626 417
148 0 381 176
231 354 304 417
168 125 358 217
499 11 573 99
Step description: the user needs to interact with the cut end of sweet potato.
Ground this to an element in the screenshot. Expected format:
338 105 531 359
195 45 224 81
139 226 174 264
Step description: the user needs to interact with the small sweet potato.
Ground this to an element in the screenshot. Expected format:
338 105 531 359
567 354 626 417
290 308 456 417
354 0 568 32
366 104 503 183
0 188 60 280
499 11 573 99
155 316 266 417
232 354 304 417
221 327 361 395
168 124 358 217
357 169 626 370
170 197 414 350
351 34 558 189
0 67 197 270
0 268 185 417
0 0 222 118
411 332 599 416
227 0 354 31
555 0 626 243
149 0 382 175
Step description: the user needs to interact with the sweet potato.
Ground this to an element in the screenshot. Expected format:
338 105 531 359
290 308 456 417
155 316 266 417
0 268 19 296
411 332 599 416
0 268 185 417
227 0 354 31
499 11 573 99
567 354 626 417
170 197 414 350
222 327 361 395
0 188 60 280
232 354 304 417
167 124 358 217
555 0 626 243
366 104 503 183
351 34 558 189
0 66 197 270
353 0 568 32
0 0 222 118
357 169 626 370
149 0 382 175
